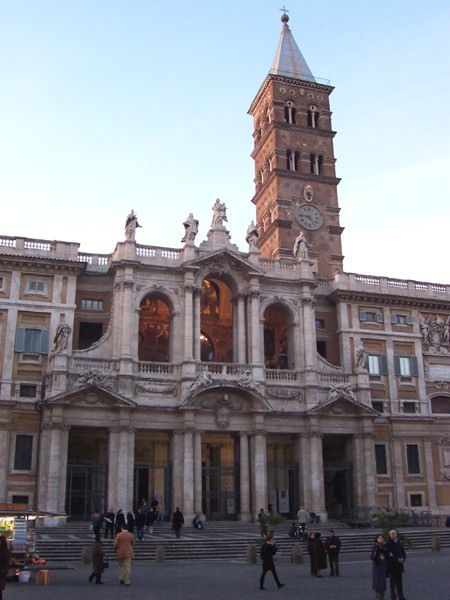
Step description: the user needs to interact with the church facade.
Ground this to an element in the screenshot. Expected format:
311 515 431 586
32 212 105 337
0 15 449 523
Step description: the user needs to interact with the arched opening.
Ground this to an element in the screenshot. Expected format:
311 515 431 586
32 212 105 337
263 304 292 369
200 278 234 363
138 294 171 362
431 395 450 414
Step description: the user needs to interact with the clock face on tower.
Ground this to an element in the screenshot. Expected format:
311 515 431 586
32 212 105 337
296 204 323 230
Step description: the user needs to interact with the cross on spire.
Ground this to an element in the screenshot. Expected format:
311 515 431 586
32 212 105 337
279 6 289 15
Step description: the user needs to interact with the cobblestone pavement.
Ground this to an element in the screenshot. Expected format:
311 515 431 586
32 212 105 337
8 550 449 600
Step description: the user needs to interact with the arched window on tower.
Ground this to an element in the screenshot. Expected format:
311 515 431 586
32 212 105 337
310 153 323 175
307 105 319 128
284 101 296 124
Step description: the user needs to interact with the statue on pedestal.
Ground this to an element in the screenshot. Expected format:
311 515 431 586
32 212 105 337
181 213 199 243
52 319 72 352
293 231 309 260
125 210 141 241
211 198 227 228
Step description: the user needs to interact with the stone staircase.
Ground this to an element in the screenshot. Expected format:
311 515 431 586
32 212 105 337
34 521 450 563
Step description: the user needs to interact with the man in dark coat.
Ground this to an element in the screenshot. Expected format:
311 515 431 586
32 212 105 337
324 528 342 576
259 533 285 590
135 508 146 540
89 534 105 584
385 529 407 600
312 531 327 577
172 507 185 539
115 509 126 533
104 508 115 539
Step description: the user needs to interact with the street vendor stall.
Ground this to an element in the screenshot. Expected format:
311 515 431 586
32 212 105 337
0 503 40 578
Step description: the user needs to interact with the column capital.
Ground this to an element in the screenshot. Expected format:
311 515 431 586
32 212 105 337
42 421 71 431
109 425 136 434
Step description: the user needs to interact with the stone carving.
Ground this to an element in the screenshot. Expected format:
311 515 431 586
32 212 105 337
135 382 177 395
303 185 313 202
420 313 450 352
436 436 450 446
181 213 199 243
265 388 301 401
237 368 259 391
214 394 235 428
245 220 259 248
125 209 141 241
355 344 368 370
190 367 213 393
211 198 227 228
79 370 112 389
442 471 450 481
52 319 72 352
328 383 356 403
293 231 309 260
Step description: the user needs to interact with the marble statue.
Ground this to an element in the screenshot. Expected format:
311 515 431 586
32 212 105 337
181 213 199 243
211 198 227 228
293 231 308 260
125 209 141 241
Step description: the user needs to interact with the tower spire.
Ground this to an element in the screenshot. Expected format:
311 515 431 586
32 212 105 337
270 12 316 82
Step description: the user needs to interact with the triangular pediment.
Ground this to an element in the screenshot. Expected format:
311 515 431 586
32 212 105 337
39 383 137 409
187 249 264 276
307 395 378 417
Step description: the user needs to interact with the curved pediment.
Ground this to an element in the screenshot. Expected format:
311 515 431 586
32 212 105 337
38 384 137 409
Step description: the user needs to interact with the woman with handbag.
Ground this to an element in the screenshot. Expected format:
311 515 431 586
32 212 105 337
89 534 105 584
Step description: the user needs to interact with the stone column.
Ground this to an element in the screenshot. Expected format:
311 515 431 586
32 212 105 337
237 293 247 364
249 290 262 365
171 431 184 509
108 426 135 511
193 431 203 517
391 438 405 508
308 432 325 515
253 430 267 515
362 432 377 507
120 280 135 358
44 424 70 514
301 296 316 369
352 434 365 507
423 439 438 509
239 432 251 522
183 428 194 519
183 284 194 360
193 287 201 361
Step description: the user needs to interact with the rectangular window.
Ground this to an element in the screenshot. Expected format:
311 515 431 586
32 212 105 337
394 355 418 377
0 276 4 291
409 493 423 507
19 384 37 398
25 279 46 294
375 444 388 475
403 402 416 414
359 311 384 323
14 435 33 471
15 327 50 354
372 401 384 413
11 495 29 505
391 314 413 325
315 319 324 329
81 299 104 310
406 444 420 474
368 354 388 376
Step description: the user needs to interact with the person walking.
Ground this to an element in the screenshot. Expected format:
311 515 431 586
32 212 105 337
135 508 145 541
385 529 407 600
126 509 135 534
89 534 105 584
312 531 327 577
172 507 185 539
324 528 341 576
259 533 285 590
115 509 125 533
296 506 309 540
0 535 10 600
258 508 268 537
91 509 103 536
114 524 135 586
371 534 388 600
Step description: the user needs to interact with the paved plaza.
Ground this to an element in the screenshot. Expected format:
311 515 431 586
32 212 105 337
7 549 450 600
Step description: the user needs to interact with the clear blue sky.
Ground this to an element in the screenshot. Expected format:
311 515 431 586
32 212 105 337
1 1 449 283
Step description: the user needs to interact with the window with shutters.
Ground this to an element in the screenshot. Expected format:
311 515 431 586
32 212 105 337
394 355 418 378
368 354 388 376
359 310 384 323
81 299 104 310
391 313 413 326
14 327 50 355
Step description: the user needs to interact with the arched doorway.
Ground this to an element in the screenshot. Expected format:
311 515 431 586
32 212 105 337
138 294 171 362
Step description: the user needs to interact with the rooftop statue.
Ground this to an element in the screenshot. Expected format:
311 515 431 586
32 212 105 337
125 209 142 241
245 220 259 248
211 198 227 228
181 213 199 243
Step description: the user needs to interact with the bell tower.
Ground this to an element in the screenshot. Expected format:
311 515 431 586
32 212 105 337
248 13 344 277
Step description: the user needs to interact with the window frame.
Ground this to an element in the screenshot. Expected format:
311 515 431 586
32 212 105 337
375 444 389 476
24 279 47 295
406 444 421 475
12 434 35 472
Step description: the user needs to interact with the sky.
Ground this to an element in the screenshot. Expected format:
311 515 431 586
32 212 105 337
1 1 449 283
